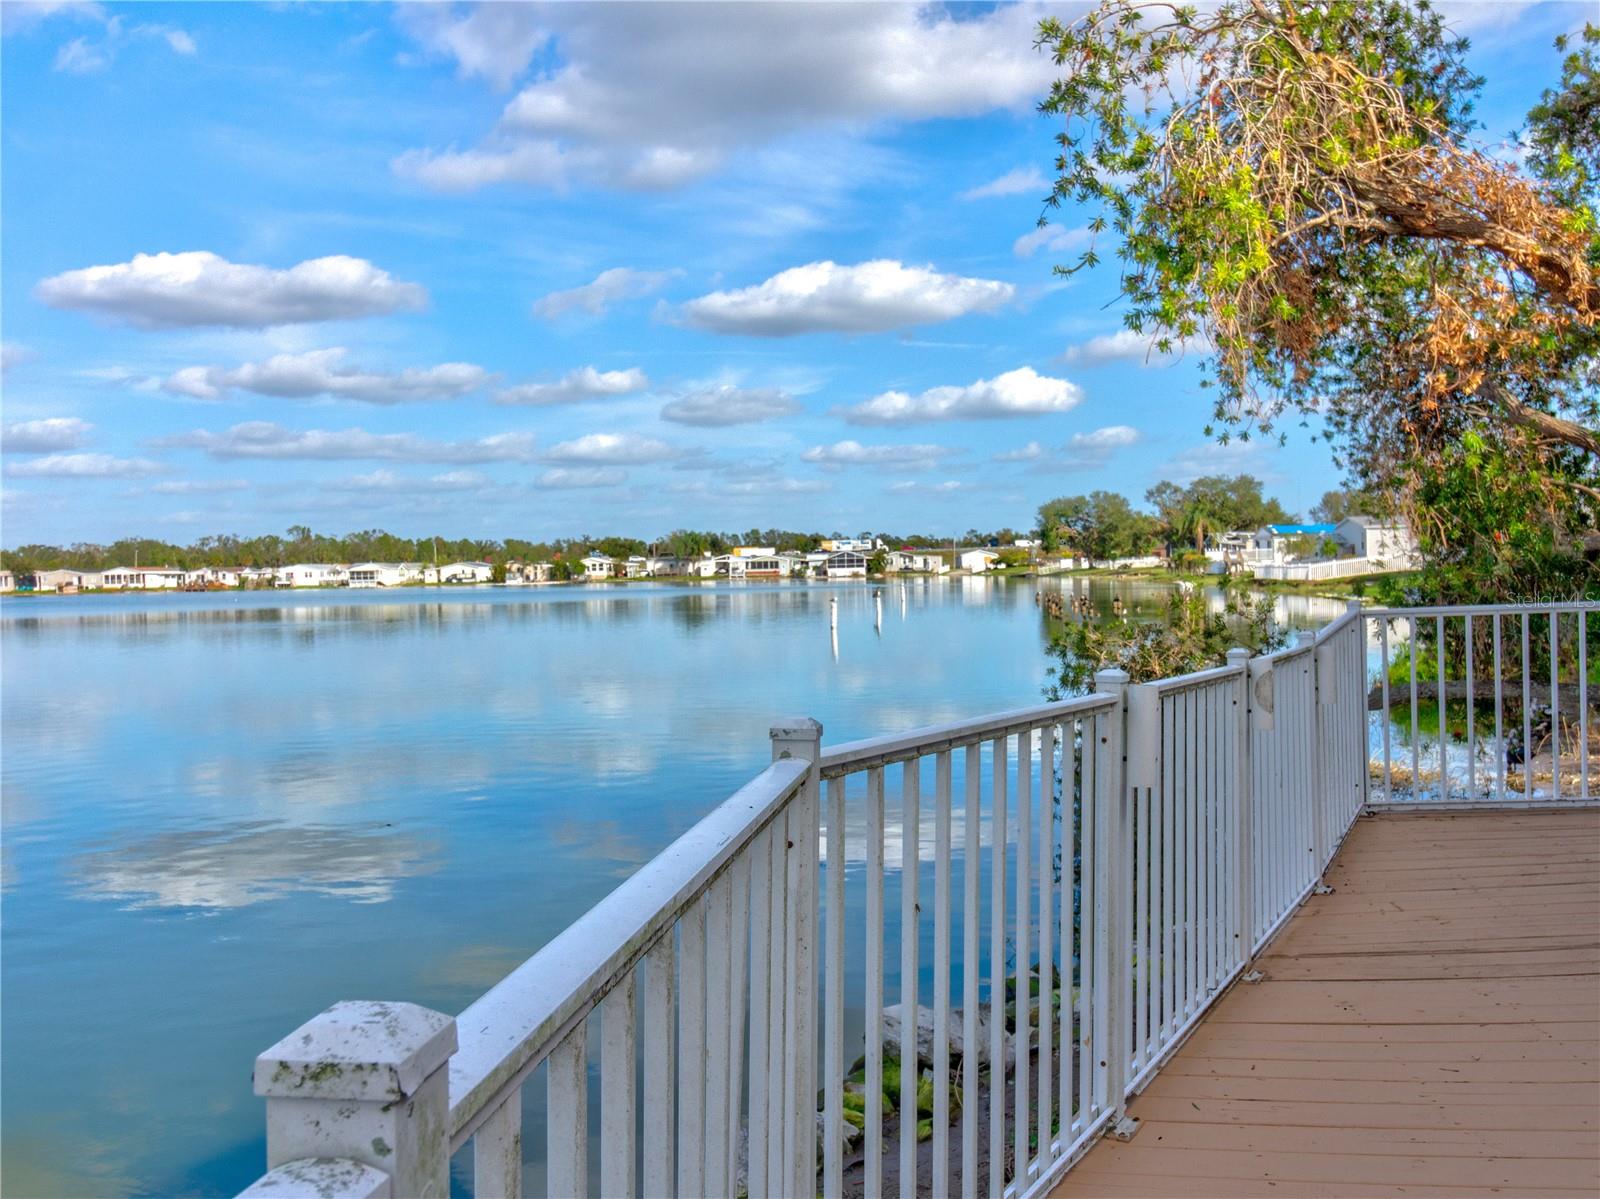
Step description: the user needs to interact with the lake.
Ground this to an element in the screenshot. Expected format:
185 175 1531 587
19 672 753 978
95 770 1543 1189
0 578 1351 1197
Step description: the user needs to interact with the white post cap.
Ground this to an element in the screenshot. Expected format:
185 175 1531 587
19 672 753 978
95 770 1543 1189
254 1001 457 1103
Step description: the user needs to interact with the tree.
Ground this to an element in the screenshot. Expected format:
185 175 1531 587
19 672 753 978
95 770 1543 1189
1310 488 1378 523
1144 474 1288 548
1037 2 1598 595
1041 491 1157 560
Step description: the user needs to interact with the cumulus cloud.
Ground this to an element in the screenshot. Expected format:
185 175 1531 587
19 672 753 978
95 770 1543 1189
992 441 1045 463
327 468 489 493
532 268 677 319
394 2 1054 192
163 348 488 404
157 421 539 464
1062 328 1213 367
841 366 1081 426
1068 425 1141 452
36 251 427 329
395 1 549 91
537 467 628 489
1013 223 1093 259
7 452 161 478
660 384 801 427
682 260 1013 337
2 417 92 453
542 432 680 465
887 480 967 494
495 366 648 406
961 166 1047 201
1 2 104 35
801 440 956 471
44 14 196 74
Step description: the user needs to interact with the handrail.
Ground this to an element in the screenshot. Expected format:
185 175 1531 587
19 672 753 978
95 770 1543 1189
819 693 1116 778
1145 661 1243 696
1365 601 1596 617
446 756 810 1149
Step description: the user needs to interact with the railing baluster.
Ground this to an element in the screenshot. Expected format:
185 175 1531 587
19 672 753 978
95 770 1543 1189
961 743 980 1199
988 737 1007 1199
1495 613 1505 802
705 876 731 1198
933 749 953 1199
1581 609 1590 800
1014 729 1031 1186
1550 610 1561 798
727 853 750 1196
1437 614 1448 800
1058 722 1073 1145
1380 619 1392 801
825 778 845 1199
1037 723 1055 1173
601 970 637 1198
1465 614 1476 797
679 901 707 1199
1523 613 1533 801
1410 616 1420 797
900 756 921 1199
747 827 771 1196
549 1021 589 1199
643 937 675 1199
866 767 886 1199
1163 695 1176 1041
473 1090 522 1199
1077 715 1095 1135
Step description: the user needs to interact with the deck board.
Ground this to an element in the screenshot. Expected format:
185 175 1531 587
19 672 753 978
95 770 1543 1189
1051 809 1600 1199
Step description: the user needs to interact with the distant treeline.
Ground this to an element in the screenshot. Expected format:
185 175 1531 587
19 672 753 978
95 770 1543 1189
0 524 1030 573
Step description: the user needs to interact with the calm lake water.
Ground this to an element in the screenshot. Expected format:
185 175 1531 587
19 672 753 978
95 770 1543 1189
0 578 1349 1197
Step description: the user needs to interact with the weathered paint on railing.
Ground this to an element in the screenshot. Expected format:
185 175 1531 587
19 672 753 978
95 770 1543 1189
236 599 1594 1199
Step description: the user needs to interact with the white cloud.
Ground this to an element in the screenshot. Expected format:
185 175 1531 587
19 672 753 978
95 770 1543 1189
158 422 540 464
53 34 105 72
531 268 677 319
537 467 628 489
542 432 680 465
36 251 427 329
1068 425 1141 452
1160 439 1278 485
45 15 196 73
164 348 488 404
495 366 648 406
394 2 1054 192
162 28 195 55
801 440 957 471
660 385 801 427
992 441 1045 463
1063 328 1213 367
394 1 549 92
149 478 247 495
2 416 93 453
1013 223 1092 259
8 452 161 478
682 260 1013 337
961 166 1047 201
887 480 968 495
1 342 34 372
1 2 104 35
842 366 1082 426
328 468 489 493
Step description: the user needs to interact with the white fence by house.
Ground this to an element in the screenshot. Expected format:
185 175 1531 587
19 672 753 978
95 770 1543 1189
237 601 1593 1199
1253 556 1390 581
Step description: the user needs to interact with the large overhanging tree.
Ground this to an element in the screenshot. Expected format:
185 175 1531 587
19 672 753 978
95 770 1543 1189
1035 1 1598 593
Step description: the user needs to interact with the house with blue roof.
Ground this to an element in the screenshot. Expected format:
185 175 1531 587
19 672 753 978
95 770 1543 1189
1253 522 1338 562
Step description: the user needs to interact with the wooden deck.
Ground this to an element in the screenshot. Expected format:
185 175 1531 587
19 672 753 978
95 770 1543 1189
1053 808 1600 1198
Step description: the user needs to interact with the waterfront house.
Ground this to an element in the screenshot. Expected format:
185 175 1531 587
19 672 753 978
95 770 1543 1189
348 562 422 588
644 556 681 577
717 547 789 578
27 567 103 592
1253 522 1337 562
680 554 719 578
958 548 1000 573
580 553 616 580
1334 515 1417 567
437 561 493 584
0 570 12 592
275 563 348 588
821 550 868 578
505 560 552 584
886 549 949 574
623 557 651 579
101 567 181 589
184 567 241 588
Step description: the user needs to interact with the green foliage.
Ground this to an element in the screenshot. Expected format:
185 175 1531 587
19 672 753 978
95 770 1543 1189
1044 581 1287 695
1145 475 1289 549
1311 487 1381 523
1037 490 1158 559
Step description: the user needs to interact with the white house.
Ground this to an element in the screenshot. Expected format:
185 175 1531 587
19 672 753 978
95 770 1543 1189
819 537 880 553
101 567 181 589
821 550 868 578
506 561 552 584
958 549 1000 573
580 553 616 580
0 570 13 592
1335 516 1417 567
679 555 718 578
716 548 791 578
29 568 103 592
886 550 949 574
1253 523 1338 563
276 563 348 588
185 567 241 588
348 562 422 588
434 560 493 584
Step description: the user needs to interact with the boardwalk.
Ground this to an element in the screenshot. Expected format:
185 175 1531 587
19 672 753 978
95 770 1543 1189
1054 809 1600 1198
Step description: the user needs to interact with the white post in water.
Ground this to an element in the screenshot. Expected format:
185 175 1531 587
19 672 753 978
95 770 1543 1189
769 717 823 1199
251 1001 457 1199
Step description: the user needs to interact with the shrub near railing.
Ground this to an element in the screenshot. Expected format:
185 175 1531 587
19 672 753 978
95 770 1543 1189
235 600 1588 1199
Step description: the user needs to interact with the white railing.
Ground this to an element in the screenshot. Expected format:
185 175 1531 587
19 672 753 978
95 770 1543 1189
236 600 1593 1199
1254 556 1397 581
1365 603 1594 805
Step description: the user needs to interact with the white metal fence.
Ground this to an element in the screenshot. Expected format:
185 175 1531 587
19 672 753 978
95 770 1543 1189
237 600 1594 1199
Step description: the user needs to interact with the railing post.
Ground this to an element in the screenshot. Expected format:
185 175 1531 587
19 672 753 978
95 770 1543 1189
1092 668 1139 1141
1349 600 1371 813
1226 648 1255 968
252 1001 457 1199
770 717 823 1198
1302 630 1332 884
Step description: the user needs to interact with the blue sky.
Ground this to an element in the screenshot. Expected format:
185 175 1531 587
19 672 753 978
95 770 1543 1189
0 1 1586 545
